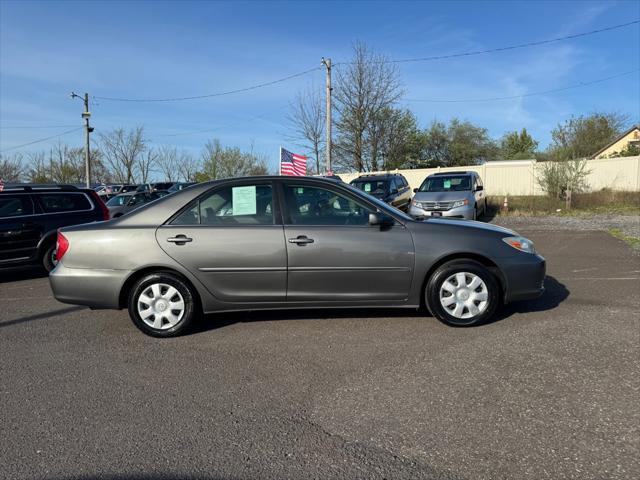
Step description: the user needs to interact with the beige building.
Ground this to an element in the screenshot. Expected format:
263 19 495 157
592 125 640 159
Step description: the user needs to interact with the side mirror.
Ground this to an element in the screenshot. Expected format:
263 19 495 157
413 187 418 193
369 212 394 227
476 185 484 192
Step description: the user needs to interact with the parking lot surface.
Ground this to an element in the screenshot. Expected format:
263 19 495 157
1 228 639 479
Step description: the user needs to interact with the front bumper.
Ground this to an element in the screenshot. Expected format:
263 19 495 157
49 263 128 309
409 204 475 220
502 254 546 303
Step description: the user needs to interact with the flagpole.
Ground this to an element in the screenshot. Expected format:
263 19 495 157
279 146 282 176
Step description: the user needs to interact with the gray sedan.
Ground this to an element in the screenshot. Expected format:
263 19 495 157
50 176 545 337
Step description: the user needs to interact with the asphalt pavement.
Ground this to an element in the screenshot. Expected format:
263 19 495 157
1 229 638 480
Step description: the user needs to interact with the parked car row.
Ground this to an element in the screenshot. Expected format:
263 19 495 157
348 171 487 221
94 182 196 199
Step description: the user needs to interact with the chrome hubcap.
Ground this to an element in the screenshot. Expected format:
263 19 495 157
439 272 488 319
137 283 185 330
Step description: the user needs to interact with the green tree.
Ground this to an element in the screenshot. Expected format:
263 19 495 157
446 119 499 166
548 112 627 160
500 128 538 159
196 139 268 181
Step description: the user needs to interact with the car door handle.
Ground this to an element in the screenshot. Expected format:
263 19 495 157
167 235 192 245
288 236 314 245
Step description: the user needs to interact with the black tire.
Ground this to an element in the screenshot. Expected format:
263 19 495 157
472 205 477 221
425 260 500 327
41 242 58 273
128 271 198 337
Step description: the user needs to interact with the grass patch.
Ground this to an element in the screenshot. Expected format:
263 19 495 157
608 228 640 250
487 190 640 217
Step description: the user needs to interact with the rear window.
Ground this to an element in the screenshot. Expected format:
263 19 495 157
350 179 390 195
0 195 34 218
37 193 92 213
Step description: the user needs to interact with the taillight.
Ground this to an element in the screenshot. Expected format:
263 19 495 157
56 232 69 262
89 190 110 220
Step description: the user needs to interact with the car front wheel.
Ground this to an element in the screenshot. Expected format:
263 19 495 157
128 272 197 337
426 260 500 326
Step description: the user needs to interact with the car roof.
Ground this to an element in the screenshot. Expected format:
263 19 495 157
351 174 403 181
429 171 474 176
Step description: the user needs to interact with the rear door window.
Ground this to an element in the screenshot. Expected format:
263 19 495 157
37 193 92 213
0 195 34 218
171 184 274 226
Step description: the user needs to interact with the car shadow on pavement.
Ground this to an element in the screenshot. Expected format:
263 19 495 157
488 275 569 324
0 266 48 284
0 306 85 329
193 275 569 334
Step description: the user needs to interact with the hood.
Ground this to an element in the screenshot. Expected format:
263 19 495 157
413 191 471 202
425 217 516 235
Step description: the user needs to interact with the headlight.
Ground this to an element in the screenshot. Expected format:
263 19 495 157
503 236 536 254
411 200 423 208
451 199 469 208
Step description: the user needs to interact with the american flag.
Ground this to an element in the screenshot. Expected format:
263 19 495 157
280 148 307 176
0 179 4 192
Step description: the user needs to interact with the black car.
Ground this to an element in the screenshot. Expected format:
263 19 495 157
167 182 197 193
350 173 412 211
0 184 109 272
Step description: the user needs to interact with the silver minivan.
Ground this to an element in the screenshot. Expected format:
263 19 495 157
409 171 487 220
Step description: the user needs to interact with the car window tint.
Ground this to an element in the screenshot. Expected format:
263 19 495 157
171 201 200 225
172 184 273 226
284 185 373 226
38 193 91 213
350 180 389 195
0 195 34 218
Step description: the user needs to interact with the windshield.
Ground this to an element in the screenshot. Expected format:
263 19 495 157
350 180 390 196
342 183 413 221
106 195 129 206
419 176 471 192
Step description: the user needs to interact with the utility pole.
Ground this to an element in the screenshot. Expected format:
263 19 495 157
70 92 94 187
321 57 332 174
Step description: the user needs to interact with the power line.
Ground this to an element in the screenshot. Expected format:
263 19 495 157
94 67 322 103
404 69 639 103
336 19 639 65
0 127 83 153
0 124 80 129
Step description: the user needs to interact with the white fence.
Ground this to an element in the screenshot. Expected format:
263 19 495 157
338 156 640 196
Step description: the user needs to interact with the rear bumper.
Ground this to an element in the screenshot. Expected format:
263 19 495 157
49 263 128 309
502 254 546 303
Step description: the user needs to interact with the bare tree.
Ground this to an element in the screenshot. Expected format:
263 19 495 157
48 142 85 184
287 87 324 174
334 41 403 172
0 153 25 182
27 152 50 183
176 151 201 182
100 127 146 184
137 149 157 184
156 145 179 181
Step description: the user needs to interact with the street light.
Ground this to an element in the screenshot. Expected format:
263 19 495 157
70 92 94 188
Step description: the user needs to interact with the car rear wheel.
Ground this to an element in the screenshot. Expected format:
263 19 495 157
128 272 197 337
425 260 500 326
42 243 58 272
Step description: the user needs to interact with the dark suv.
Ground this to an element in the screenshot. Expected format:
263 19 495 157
0 185 109 272
349 173 412 211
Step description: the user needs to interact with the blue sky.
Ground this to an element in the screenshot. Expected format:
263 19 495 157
1 0 639 173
